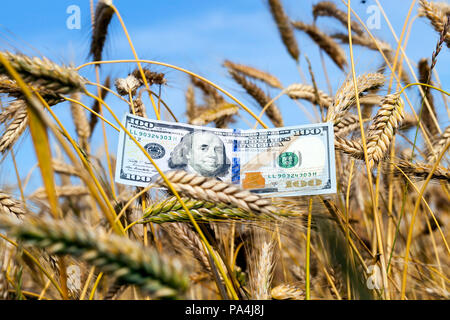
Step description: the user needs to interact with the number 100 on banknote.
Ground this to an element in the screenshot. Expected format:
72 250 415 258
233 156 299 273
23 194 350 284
115 114 337 197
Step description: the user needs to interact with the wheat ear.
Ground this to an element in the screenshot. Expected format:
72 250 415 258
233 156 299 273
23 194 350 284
132 68 166 86
284 83 333 108
90 0 115 62
0 99 25 124
366 94 405 169
250 240 275 300
418 58 439 137
312 1 364 36
0 270 7 300
326 73 385 125
334 114 362 137
30 186 90 200
191 103 239 126
271 284 304 300
427 126 450 164
419 0 450 47
228 70 284 127
52 160 80 177
0 51 85 94
0 192 25 217
114 74 141 96
392 160 450 182
89 76 110 138
140 196 274 224
0 215 189 298
0 106 28 154
334 136 364 160
70 92 90 150
292 21 347 70
0 75 63 106
163 222 213 274
223 60 282 89
268 0 300 61
155 171 277 215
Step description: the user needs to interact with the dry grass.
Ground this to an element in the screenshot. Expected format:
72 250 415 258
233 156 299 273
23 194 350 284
0 0 448 301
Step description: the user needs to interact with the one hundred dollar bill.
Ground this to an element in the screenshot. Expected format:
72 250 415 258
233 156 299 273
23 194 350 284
115 114 337 197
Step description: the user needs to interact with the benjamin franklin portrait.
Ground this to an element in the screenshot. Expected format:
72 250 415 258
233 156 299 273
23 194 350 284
168 131 230 178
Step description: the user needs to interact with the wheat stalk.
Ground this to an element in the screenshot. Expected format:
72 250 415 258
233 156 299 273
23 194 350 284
313 1 364 36
399 113 417 131
334 114 362 137
89 76 110 138
30 186 90 200
191 103 239 126
163 222 215 275
418 58 439 137
0 272 7 300
326 73 385 125
140 196 274 224
0 99 26 124
0 106 28 154
0 51 85 94
334 136 364 160
392 160 450 181
0 192 25 217
70 93 90 150
228 69 284 127
223 60 282 89
51 160 81 177
0 215 189 298
90 0 115 62
154 171 277 216
332 33 411 84
284 83 333 108
250 240 275 300
185 84 197 123
332 32 392 53
190 75 223 105
419 0 450 47
132 97 147 118
114 74 141 96
292 21 347 70
366 94 405 169
132 68 166 87
0 75 64 106
268 0 300 61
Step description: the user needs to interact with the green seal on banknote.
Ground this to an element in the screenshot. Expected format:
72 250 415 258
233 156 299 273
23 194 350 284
278 152 298 168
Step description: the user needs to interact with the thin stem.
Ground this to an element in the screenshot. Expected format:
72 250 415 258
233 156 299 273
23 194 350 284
346 0 389 298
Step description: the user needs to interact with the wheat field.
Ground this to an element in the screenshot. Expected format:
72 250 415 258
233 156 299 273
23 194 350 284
0 0 449 301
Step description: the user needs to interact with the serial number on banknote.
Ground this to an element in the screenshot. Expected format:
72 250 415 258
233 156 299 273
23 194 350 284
115 114 337 197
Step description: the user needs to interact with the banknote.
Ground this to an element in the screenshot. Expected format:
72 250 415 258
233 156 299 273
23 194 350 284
114 114 337 197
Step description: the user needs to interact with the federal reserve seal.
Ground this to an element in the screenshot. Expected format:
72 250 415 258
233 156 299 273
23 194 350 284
144 142 165 159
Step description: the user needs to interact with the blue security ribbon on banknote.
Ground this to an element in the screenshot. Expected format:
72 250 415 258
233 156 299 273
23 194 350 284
115 113 337 197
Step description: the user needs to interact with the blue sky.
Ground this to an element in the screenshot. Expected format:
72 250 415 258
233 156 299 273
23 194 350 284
0 0 449 193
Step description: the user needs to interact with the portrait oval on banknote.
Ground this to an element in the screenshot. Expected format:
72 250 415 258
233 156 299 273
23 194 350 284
168 131 231 178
